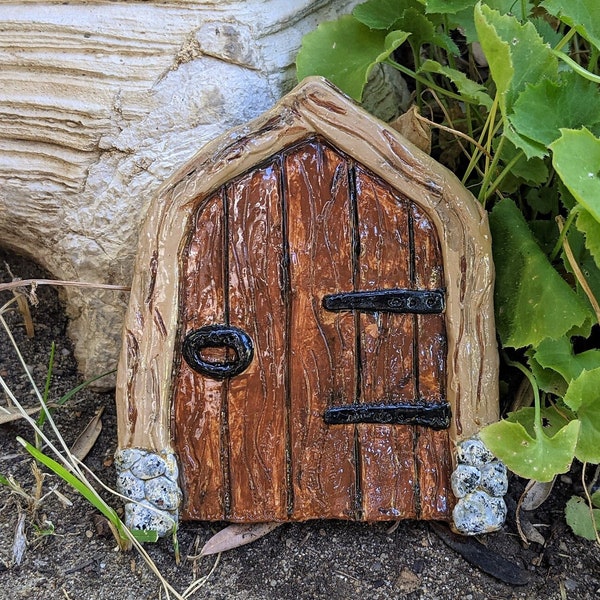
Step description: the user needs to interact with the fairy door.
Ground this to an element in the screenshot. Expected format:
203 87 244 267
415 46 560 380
172 137 452 523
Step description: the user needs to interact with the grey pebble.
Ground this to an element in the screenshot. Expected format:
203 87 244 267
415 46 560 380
451 464 481 498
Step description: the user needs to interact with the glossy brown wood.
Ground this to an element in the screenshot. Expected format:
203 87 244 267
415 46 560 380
173 138 451 522
412 204 452 519
285 142 357 520
173 192 227 520
354 166 418 520
227 164 288 521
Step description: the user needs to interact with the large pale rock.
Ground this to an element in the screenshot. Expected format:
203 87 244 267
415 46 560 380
0 1 410 385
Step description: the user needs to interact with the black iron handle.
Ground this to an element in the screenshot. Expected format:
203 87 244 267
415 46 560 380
182 324 254 380
323 289 444 314
324 401 451 430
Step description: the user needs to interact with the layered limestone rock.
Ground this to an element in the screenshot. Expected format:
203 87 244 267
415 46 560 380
1 1 407 384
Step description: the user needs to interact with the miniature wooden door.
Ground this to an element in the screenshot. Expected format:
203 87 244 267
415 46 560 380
172 137 452 523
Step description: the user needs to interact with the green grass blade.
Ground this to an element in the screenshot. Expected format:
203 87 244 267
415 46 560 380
17 436 129 542
57 369 115 407
36 342 56 439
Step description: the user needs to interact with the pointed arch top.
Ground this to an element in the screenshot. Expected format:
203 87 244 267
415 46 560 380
116 76 498 452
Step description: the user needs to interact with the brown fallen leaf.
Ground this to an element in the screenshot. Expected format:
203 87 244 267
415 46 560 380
520 478 556 511
0 406 45 425
395 567 421 593
390 105 432 155
519 517 546 546
200 522 281 556
70 407 104 461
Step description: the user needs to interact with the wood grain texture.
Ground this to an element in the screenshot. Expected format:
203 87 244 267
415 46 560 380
412 204 452 519
354 166 418 520
227 164 288 521
286 142 357 520
173 193 227 520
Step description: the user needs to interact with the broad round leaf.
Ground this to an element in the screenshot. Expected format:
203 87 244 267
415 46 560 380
510 74 600 152
563 367 600 463
551 128 600 225
479 419 579 482
490 199 592 348
565 496 600 541
296 15 409 101
542 0 600 51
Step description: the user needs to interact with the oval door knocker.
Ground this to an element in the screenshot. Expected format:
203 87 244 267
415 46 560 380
182 325 254 380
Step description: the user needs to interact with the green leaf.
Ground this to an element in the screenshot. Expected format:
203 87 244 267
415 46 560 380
506 404 575 438
563 368 600 463
490 199 592 348
475 4 557 115
593 490 600 509
577 208 600 269
551 128 600 224
526 187 559 216
0 474 10 486
565 495 600 541
479 419 579 482
425 0 476 14
541 0 600 50
475 3 557 158
494 138 548 189
531 336 600 396
402 8 436 50
17 437 133 546
530 17 564 49
528 353 569 396
510 74 600 152
353 0 406 29
427 0 533 18
132 529 159 543
296 16 410 100
420 59 493 108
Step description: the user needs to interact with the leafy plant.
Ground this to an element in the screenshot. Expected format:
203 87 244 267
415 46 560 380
297 0 600 541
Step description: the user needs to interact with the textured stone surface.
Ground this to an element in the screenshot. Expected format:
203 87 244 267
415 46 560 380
0 0 411 384
451 464 481 498
452 491 507 535
115 448 180 536
451 437 508 535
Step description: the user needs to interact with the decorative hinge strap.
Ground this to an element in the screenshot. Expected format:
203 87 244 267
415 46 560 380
322 289 445 314
324 401 451 430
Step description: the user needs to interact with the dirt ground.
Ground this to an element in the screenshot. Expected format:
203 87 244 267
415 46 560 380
1 248 599 599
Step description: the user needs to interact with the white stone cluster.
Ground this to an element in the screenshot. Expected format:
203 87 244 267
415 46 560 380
451 438 508 535
114 448 181 537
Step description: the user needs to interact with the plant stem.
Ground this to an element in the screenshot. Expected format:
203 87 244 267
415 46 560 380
550 206 581 261
554 27 577 53
385 58 479 105
557 214 600 324
552 50 600 83
503 354 543 435
581 462 600 545
462 92 500 185
481 147 525 205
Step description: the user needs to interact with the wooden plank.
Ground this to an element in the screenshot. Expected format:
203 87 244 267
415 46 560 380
286 140 357 520
173 192 226 520
226 162 288 521
354 165 418 520
412 203 452 520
